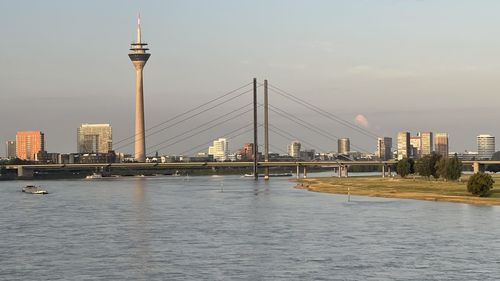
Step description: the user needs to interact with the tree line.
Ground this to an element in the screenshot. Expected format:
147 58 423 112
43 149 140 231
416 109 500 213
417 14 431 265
396 153 462 181
396 153 495 197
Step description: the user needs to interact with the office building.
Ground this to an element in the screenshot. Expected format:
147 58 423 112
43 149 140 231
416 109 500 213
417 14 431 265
208 138 229 161
5 141 16 159
338 138 350 154
419 132 433 156
239 143 254 160
477 134 495 160
435 133 449 157
16 131 45 160
287 141 301 158
77 124 113 154
410 136 422 157
377 137 392 160
397 131 410 160
300 149 316 161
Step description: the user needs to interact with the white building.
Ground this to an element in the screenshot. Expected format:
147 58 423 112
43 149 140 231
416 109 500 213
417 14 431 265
397 132 410 160
377 137 392 160
419 132 433 156
477 134 495 160
208 138 229 161
287 141 301 158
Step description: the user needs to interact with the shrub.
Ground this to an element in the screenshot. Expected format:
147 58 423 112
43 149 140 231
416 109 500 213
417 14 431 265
467 172 494 197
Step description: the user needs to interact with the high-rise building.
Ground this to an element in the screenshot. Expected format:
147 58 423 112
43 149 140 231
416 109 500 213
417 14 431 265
377 137 392 160
77 124 113 153
419 132 433 155
239 143 254 160
435 133 449 157
16 131 45 160
410 136 422 157
338 138 350 154
129 15 151 162
477 134 495 160
287 141 301 158
397 131 410 160
5 141 16 159
208 138 229 161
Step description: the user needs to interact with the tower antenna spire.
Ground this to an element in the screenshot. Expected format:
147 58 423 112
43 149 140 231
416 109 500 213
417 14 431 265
137 13 141 44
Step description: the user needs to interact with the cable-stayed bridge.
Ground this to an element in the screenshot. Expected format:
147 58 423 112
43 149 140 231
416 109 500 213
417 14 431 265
7 78 492 179
110 78 384 179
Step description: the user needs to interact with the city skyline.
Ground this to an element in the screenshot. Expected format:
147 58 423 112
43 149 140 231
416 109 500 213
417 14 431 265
2 1 500 155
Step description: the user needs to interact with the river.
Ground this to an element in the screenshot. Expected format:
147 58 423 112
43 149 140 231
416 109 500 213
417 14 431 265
1 173 499 280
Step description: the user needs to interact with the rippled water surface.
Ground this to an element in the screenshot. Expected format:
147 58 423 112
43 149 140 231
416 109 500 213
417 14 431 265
1 174 500 280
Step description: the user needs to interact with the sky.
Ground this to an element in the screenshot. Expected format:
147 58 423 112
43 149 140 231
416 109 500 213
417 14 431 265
2 0 500 156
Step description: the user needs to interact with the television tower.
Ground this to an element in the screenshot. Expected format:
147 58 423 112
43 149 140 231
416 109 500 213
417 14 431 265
129 15 150 162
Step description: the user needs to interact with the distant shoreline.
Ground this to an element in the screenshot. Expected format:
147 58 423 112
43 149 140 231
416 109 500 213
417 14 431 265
295 176 500 206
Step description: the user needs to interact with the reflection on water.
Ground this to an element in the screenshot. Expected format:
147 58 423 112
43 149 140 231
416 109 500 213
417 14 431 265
1 174 500 280
131 177 149 280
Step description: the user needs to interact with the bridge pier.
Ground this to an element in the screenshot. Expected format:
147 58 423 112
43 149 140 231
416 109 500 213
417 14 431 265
473 161 482 173
17 166 34 179
303 166 307 179
339 165 349 178
382 165 386 178
296 165 300 179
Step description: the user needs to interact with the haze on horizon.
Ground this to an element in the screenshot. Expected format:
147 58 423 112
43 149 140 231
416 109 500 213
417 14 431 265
2 0 500 156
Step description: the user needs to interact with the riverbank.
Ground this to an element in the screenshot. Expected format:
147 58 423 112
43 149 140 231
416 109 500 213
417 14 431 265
296 175 500 205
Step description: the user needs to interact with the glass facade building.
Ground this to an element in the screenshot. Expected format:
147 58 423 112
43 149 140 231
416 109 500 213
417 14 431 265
77 124 112 154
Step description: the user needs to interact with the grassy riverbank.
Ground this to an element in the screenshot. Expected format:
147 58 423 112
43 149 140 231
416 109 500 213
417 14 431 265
297 175 500 205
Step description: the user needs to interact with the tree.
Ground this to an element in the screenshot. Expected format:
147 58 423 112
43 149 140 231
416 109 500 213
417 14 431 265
415 153 442 179
429 152 442 179
408 158 415 174
416 155 432 178
436 157 448 180
397 158 411 178
446 154 462 181
467 172 494 197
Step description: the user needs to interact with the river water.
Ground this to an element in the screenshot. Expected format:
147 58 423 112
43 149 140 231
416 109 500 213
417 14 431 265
1 174 499 280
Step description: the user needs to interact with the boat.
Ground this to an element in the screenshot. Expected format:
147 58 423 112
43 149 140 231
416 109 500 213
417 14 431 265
22 185 48 194
85 173 103 179
244 173 293 178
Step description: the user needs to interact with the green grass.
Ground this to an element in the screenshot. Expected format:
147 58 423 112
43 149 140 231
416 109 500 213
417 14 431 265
297 174 500 205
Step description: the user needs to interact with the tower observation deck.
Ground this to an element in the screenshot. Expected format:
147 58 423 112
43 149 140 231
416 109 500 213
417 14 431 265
129 15 150 162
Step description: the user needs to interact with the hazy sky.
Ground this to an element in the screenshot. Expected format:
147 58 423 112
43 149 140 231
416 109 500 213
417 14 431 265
2 0 500 156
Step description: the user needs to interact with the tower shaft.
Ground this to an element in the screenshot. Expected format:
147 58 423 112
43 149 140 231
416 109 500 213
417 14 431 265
134 64 146 162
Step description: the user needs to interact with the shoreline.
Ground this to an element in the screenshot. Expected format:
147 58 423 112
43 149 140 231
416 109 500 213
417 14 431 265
295 176 500 206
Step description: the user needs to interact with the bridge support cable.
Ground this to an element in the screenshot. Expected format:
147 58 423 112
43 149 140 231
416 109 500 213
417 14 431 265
268 84 379 140
114 81 255 148
268 125 329 153
145 107 255 156
115 86 257 151
268 126 341 167
267 104 372 154
145 103 254 152
269 144 288 155
176 124 260 157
